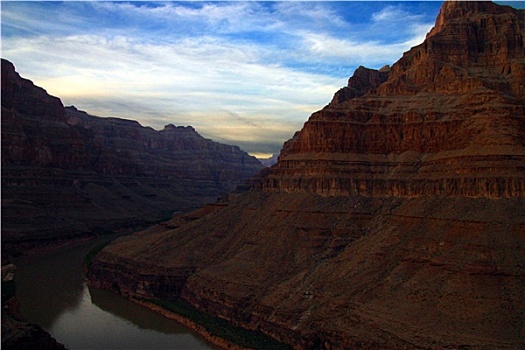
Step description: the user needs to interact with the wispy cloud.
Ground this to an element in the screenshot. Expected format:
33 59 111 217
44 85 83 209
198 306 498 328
1 1 442 157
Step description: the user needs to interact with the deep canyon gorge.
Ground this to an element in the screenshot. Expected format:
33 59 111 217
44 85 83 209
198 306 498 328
89 2 525 349
3 1 525 349
1 57 262 256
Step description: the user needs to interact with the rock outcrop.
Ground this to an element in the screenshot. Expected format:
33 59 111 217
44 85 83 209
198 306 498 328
329 65 390 105
89 2 525 349
1 313 67 350
265 0 525 199
1 59 262 253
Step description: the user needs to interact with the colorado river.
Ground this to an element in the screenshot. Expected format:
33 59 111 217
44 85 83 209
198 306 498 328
15 236 215 350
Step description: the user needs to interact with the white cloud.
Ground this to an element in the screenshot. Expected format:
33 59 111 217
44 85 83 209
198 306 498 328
1 1 439 156
2 32 340 156
368 4 434 45
299 27 432 68
89 1 280 36
372 5 413 22
272 2 349 30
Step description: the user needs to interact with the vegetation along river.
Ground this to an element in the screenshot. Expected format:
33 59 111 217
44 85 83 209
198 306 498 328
15 235 215 349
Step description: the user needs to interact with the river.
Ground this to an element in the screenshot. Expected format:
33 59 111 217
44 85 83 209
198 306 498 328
14 236 215 350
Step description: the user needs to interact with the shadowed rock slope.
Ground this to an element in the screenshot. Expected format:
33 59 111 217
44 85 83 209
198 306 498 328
1 59 262 253
89 2 525 349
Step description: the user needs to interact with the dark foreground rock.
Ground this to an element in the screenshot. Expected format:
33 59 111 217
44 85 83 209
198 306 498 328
1 314 66 350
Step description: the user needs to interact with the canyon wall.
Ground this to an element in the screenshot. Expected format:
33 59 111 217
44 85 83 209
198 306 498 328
90 193 525 349
263 1 525 199
89 2 525 349
1 59 262 252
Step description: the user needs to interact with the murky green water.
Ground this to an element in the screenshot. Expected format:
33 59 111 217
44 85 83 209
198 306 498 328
15 236 215 350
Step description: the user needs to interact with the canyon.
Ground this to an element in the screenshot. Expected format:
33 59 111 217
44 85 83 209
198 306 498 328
1 59 262 256
89 1 525 349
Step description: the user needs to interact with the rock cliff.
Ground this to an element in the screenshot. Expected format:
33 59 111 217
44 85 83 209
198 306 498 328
89 2 525 349
265 0 525 199
329 65 390 106
1 59 262 253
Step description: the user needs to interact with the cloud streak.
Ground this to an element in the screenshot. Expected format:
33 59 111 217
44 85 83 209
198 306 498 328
1 1 443 157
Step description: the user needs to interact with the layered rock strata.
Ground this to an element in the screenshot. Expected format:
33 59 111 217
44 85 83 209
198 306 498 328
89 2 525 349
264 1 525 199
1 59 262 251
90 193 525 349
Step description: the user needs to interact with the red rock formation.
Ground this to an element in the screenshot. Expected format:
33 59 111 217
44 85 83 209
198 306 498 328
265 0 525 199
89 2 525 349
329 65 390 105
1 60 262 252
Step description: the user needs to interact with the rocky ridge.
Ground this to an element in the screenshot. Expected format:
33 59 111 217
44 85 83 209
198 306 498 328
1 59 262 253
89 2 525 349
265 1 524 199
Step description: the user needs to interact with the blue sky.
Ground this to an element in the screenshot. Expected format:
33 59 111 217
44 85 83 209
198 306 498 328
3 1 516 157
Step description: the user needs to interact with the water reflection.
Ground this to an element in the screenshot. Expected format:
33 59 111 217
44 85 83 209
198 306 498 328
89 286 189 335
16 240 95 329
15 236 214 350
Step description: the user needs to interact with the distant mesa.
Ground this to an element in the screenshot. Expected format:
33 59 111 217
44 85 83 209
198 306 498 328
88 2 525 349
1 58 263 255
162 123 195 132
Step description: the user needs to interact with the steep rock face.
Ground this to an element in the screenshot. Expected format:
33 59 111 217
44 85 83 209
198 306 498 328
264 0 525 198
1 59 262 251
329 65 390 105
66 107 259 186
89 2 525 349
90 193 525 349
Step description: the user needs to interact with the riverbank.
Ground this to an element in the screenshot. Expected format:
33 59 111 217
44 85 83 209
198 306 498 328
130 298 247 350
2 236 95 265
1 222 160 266
85 238 290 349
86 277 291 350
13 235 217 349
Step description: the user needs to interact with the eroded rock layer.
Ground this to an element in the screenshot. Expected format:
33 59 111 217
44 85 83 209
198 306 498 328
90 192 525 349
263 1 525 199
1 59 262 251
89 2 525 349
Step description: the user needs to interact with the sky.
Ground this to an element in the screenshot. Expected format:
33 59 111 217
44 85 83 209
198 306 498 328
1 1 520 158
